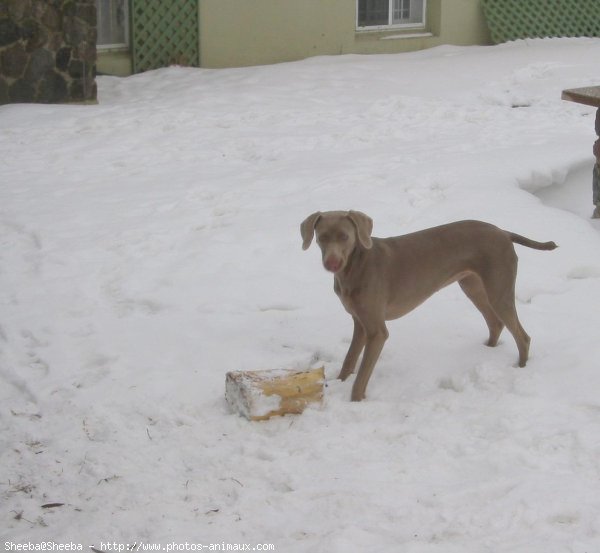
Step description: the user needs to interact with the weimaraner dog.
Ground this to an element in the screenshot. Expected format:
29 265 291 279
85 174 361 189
301 211 557 401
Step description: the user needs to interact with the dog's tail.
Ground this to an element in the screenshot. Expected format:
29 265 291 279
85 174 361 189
508 232 558 251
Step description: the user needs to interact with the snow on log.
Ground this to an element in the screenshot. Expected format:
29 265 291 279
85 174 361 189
225 367 325 421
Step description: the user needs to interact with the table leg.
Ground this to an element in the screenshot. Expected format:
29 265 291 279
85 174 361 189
594 108 600 218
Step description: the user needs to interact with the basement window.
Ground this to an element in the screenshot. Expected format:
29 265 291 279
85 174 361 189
97 0 129 49
357 0 426 30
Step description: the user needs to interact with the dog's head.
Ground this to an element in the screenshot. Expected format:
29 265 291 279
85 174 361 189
300 210 373 273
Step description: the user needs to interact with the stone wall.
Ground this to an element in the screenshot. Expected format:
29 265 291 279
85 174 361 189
0 0 97 104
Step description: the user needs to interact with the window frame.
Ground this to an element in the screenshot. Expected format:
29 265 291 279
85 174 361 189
356 0 427 31
97 0 130 51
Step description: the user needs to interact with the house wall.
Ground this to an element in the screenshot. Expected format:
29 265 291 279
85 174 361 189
199 0 491 69
96 49 131 76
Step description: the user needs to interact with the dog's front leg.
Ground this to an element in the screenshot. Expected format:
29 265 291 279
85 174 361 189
338 317 366 381
351 320 388 402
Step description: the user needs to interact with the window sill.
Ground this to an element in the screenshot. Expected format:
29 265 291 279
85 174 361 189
97 45 130 53
355 29 434 42
380 31 433 40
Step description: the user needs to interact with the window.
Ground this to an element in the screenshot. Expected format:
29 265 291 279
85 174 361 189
97 0 129 49
357 0 426 29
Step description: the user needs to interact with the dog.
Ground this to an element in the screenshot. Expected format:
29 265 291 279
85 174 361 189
301 210 557 401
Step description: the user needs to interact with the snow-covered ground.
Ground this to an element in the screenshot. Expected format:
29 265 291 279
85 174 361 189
2 38 600 552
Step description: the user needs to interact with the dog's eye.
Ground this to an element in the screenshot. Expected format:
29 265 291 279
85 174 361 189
339 233 349 242
319 234 330 243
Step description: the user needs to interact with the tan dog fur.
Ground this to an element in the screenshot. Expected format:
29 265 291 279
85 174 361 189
301 211 557 401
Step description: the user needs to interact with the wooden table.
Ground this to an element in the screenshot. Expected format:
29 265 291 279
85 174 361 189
561 86 600 217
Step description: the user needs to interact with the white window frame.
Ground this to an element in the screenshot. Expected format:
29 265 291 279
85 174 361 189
356 0 427 31
97 0 130 50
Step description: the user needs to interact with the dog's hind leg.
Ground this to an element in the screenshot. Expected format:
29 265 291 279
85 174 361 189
492 298 530 367
459 274 504 347
479 265 531 367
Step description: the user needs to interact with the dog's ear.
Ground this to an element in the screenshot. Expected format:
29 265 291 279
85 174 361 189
300 212 322 250
348 210 373 249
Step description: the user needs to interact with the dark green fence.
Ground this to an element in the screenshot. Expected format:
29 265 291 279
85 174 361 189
130 0 199 73
481 0 600 44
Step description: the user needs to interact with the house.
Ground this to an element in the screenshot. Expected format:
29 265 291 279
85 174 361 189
4 0 596 103
97 0 492 75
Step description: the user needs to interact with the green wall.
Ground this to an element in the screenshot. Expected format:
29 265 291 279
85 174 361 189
97 0 491 74
199 0 491 68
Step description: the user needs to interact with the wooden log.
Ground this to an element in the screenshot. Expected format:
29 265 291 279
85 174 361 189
225 366 325 421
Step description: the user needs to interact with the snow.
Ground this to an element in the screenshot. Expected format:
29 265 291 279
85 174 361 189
2 37 600 551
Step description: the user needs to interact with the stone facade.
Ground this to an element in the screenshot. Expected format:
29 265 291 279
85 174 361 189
0 0 97 104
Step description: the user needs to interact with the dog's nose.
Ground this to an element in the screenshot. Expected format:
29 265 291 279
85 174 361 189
324 256 342 272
